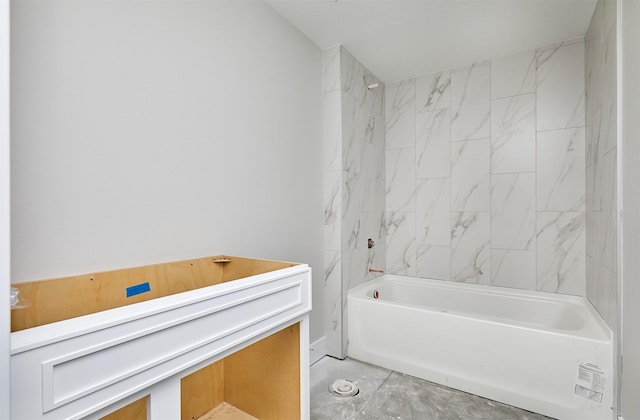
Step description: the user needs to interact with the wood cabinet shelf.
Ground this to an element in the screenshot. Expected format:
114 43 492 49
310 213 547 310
199 402 258 420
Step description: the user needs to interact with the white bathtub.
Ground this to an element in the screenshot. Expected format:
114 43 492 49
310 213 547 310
348 275 614 420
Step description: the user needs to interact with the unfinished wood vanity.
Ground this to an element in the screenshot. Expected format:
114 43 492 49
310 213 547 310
10 255 312 420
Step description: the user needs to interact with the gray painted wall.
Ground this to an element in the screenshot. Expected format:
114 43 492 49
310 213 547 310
10 0 325 341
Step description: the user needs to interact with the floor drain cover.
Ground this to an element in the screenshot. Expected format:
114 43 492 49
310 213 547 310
329 379 359 397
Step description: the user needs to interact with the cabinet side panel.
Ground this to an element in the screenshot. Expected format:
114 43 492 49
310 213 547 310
181 360 225 420
224 323 301 420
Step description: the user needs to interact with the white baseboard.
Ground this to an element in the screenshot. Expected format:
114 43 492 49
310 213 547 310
309 336 326 366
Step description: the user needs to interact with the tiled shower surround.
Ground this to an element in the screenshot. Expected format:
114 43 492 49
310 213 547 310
385 39 587 294
323 47 385 358
585 0 618 331
324 10 619 358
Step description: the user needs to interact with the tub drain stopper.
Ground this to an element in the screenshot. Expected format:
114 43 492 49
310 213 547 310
329 379 359 397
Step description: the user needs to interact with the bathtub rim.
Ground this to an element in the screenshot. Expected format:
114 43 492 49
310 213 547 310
348 274 612 343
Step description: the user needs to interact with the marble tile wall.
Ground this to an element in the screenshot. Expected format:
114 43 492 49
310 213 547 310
323 46 385 358
384 39 587 295
585 0 618 331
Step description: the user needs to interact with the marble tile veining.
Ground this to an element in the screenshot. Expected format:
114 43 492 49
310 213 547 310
342 171 365 250
340 47 361 99
536 127 585 212
536 40 585 131
451 62 490 141
451 139 490 212
386 80 416 150
385 211 416 276
323 251 342 356
451 211 490 284
491 50 536 99
311 357 553 420
416 109 450 178
416 70 451 113
592 146 616 212
417 244 451 281
536 212 585 295
416 177 450 247
585 0 617 333
596 265 617 330
382 36 588 298
363 36 598 373
324 91 343 172
491 249 536 290
324 171 343 251
491 172 536 250
323 45 386 358
386 148 416 212
490 93 536 174
342 94 362 175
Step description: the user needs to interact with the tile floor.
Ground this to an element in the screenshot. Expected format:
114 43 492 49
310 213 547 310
310 356 554 420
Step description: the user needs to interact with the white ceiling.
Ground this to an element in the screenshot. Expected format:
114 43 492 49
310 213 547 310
266 0 598 83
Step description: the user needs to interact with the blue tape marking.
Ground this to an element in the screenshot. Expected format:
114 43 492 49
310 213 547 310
126 282 151 297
